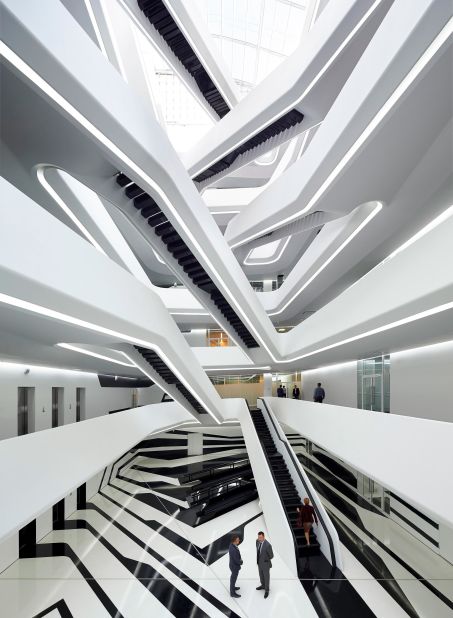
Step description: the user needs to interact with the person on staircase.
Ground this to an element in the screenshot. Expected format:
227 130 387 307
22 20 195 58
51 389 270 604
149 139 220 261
229 534 243 598
256 531 274 598
296 497 318 546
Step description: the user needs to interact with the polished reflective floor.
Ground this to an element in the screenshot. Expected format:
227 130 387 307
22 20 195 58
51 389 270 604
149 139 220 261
1 430 451 617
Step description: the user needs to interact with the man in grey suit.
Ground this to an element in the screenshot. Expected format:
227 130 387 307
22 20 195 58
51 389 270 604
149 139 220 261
256 531 274 598
228 534 242 597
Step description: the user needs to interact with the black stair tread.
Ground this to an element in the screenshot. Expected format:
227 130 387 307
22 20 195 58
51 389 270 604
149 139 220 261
116 172 132 187
125 183 144 199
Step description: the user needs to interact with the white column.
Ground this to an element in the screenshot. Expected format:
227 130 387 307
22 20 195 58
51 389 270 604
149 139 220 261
188 432 203 456
263 373 273 397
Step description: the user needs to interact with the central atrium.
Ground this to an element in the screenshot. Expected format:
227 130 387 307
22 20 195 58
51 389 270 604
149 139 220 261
0 0 452 616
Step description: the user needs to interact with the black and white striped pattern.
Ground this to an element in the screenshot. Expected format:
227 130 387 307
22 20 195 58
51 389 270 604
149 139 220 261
285 432 453 618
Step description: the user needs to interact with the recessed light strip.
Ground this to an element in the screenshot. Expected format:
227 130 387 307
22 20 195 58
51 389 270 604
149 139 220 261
268 202 382 316
0 42 272 357
280 301 453 364
83 0 109 59
36 167 107 256
385 205 453 262
230 16 453 249
0 292 221 423
57 343 136 367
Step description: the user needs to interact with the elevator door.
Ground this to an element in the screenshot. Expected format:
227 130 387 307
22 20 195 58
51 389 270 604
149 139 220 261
52 387 63 428
18 387 29 435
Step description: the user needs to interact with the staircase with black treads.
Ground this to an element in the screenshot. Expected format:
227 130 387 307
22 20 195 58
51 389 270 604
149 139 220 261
193 108 304 185
137 0 229 119
116 173 259 349
135 346 207 416
250 404 379 618
250 407 320 561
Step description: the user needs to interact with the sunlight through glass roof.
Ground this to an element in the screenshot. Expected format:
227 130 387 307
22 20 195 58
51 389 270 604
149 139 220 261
194 0 308 97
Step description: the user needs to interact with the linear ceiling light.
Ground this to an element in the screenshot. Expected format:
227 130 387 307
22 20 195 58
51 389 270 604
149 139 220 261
269 202 382 316
0 43 271 357
84 0 109 59
385 204 453 262
230 17 453 248
36 167 107 256
280 300 453 364
57 343 136 367
0 360 97 376
205 366 271 372
0 292 221 423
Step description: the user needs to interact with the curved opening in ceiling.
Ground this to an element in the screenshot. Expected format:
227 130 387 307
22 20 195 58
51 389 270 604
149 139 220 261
244 235 291 266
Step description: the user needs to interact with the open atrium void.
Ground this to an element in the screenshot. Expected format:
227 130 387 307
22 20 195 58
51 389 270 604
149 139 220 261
1 0 453 616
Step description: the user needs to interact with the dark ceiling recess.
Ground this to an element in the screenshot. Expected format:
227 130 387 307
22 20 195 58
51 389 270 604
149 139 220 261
98 374 153 388
137 0 230 118
116 173 260 348
193 108 304 183
135 346 207 414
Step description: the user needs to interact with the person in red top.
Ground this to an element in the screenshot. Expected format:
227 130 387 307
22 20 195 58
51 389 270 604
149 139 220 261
296 497 318 546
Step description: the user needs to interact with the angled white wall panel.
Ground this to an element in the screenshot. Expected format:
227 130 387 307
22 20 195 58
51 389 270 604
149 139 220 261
269 397 453 528
280 212 453 362
0 179 225 422
0 0 281 362
0 401 194 543
183 0 393 183
225 0 453 248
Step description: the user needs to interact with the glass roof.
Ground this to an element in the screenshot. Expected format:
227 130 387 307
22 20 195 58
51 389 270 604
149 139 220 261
194 0 308 97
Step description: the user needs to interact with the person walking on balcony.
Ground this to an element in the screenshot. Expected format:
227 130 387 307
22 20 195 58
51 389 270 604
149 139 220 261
229 534 242 597
277 384 284 397
292 384 300 399
296 497 318 546
256 531 274 598
313 382 325 403
282 385 287 398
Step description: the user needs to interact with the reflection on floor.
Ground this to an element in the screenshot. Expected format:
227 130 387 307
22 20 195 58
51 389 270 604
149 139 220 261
0 430 314 617
285 432 453 618
2 428 452 617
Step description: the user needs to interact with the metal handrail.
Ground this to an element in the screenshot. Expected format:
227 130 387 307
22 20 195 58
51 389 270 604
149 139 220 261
188 476 254 507
179 457 249 484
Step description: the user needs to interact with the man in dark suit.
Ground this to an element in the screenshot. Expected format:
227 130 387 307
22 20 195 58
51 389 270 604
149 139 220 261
256 531 274 598
229 534 242 598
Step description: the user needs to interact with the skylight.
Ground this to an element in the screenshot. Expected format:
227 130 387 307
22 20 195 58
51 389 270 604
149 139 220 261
194 0 308 97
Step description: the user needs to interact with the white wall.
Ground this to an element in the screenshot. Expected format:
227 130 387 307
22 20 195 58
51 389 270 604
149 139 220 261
137 384 166 406
0 402 193 543
0 362 138 440
269 398 453 530
301 361 357 407
300 341 453 422
183 330 207 347
391 341 453 423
